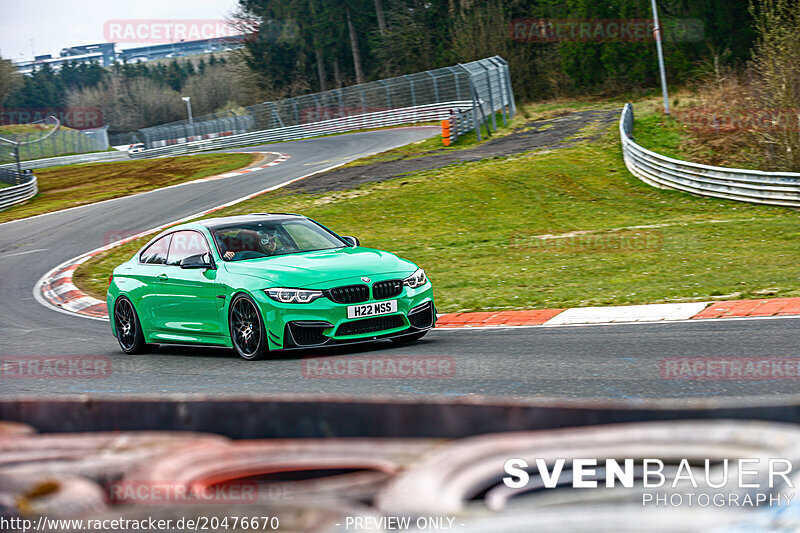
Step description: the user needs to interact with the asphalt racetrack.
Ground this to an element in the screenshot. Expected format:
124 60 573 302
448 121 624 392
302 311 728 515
1 126 799 400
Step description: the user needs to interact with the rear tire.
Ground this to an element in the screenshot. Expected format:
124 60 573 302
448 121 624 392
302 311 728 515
390 330 428 344
113 297 147 355
229 294 269 360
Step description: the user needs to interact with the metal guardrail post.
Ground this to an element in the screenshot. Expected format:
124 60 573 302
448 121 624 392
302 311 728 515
378 79 391 109
487 57 509 126
496 56 516 117
457 63 485 141
426 71 440 102
479 63 497 132
451 67 462 100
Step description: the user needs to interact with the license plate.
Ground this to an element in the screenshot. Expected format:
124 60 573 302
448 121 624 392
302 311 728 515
347 300 397 319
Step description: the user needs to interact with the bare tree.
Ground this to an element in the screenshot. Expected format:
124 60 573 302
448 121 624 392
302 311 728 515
0 56 21 108
374 0 387 36
346 8 365 84
749 0 800 171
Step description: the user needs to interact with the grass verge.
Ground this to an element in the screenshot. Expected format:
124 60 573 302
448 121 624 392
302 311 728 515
0 153 258 224
76 106 800 312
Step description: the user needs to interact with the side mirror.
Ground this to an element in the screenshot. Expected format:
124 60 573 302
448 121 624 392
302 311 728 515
341 235 360 247
180 252 215 270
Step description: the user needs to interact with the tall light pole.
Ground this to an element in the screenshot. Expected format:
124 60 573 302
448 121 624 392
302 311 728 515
650 0 670 116
182 96 193 124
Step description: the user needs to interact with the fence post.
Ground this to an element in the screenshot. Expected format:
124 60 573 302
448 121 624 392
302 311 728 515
451 68 461 101
426 71 440 102
292 99 300 125
487 58 508 126
495 56 516 118
479 62 497 132
457 63 486 141
378 79 391 109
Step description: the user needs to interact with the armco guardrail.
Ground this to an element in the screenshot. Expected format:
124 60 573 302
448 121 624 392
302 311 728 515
132 102 475 158
0 150 128 171
0 169 37 210
447 108 478 143
620 103 800 207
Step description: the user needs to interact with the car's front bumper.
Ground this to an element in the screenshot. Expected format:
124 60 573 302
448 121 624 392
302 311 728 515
252 282 436 350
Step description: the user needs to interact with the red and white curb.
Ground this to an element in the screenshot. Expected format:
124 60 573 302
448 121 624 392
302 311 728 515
196 152 291 180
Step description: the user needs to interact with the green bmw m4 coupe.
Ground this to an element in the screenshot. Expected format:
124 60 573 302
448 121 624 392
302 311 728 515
108 214 436 360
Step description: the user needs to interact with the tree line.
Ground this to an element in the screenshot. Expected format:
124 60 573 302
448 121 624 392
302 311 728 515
0 0 782 137
0 55 242 134
233 0 756 101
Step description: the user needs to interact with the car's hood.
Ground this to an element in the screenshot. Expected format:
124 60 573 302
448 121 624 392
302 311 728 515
221 247 418 288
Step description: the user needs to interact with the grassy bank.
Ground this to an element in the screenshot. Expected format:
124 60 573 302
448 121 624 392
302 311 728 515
75 102 800 311
0 153 257 224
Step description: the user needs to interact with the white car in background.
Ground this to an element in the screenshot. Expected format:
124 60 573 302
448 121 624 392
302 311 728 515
128 143 145 155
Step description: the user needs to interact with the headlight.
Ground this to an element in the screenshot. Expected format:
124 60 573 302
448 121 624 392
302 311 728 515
265 288 324 304
403 268 427 288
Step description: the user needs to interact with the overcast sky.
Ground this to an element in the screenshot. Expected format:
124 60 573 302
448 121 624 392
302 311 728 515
0 0 240 62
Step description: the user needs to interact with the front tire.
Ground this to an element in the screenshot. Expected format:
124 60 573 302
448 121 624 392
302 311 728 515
113 297 147 354
229 294 269 360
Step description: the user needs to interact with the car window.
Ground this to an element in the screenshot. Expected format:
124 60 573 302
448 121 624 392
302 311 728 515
283 221 340 251
213 218 345 261
166 230 211 266
140 235 171 265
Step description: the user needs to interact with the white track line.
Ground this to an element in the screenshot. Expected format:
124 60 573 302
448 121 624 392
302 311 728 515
1 152 287 227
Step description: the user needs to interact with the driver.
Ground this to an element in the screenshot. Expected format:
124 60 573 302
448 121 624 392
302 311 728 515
257 230 281 255
223 229 281 260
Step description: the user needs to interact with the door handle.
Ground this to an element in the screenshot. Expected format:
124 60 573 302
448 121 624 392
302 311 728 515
158 273 168 281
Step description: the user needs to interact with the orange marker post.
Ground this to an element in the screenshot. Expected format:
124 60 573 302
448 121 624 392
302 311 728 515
441 120 451 146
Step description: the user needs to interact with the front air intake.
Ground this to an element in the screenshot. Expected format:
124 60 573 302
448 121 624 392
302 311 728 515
326 284 370 304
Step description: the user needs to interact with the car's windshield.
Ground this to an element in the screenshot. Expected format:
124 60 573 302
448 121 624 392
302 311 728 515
212 218 347 261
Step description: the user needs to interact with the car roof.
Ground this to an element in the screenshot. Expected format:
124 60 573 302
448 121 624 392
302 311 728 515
196 213 305 230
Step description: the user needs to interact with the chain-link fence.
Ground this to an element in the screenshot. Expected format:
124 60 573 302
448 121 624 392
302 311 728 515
0 126 110 163
138 56 514 150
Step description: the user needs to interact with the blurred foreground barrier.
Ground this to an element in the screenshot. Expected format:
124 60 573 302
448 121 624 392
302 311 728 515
620 103 800 207
0 431 227 483
9 395 800 438
4 420 800 531
0 472 107 519
123 438 439 504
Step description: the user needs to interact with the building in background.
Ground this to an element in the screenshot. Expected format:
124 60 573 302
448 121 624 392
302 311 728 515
12 36 243 74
